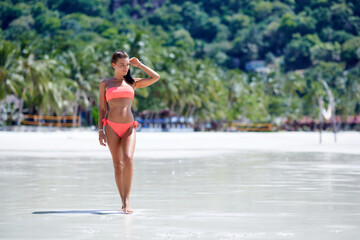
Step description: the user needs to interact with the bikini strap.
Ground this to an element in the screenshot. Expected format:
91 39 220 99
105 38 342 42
133 121 139 129
102 118 108 126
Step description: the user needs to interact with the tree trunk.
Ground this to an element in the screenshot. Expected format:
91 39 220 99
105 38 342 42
16 89 26 127
170 101 176 113
38 110 44 130
177 103 185 118
184 104 192 119
73 104 79 127
0 100 5 130
189 106 196 119
284 93 293 121
73 90 81 127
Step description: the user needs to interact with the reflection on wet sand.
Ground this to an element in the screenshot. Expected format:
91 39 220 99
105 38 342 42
1 151 360 239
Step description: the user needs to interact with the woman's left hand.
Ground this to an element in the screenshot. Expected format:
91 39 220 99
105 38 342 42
129 57 141 67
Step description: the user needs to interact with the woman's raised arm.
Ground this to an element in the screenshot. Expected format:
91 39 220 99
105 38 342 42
129 57 160 89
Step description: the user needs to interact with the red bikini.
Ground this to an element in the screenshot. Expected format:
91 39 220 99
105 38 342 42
103 85 138 138
106 85 135 101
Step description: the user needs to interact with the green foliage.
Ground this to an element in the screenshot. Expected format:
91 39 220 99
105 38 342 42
310 41 341 64
148 3 183 30
279 12 297 36
34 13 61 33
0 2 22 29
224 13 252 34
0 39 21 100
253 1 273 22
312 7 332 29
330 3 353 31
31 2 47 17
47 0 105 16
1 0 359 127
342 37 360 66
172 29 195 50
295 11 317 35
284 34 321 70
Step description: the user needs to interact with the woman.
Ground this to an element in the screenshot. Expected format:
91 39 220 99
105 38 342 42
98 50 160 214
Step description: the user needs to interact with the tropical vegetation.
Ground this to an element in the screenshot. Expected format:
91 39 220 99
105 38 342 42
0 0 359 129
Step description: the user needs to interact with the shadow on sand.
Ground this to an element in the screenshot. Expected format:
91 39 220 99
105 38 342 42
32 210 125 215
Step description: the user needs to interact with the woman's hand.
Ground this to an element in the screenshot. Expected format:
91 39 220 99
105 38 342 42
98 131 107 146
129 57 141 67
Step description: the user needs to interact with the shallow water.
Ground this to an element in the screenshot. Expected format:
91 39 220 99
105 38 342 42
1 152 359 239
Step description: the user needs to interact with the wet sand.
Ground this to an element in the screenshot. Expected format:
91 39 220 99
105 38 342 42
0 131 359 159
0 131 359 239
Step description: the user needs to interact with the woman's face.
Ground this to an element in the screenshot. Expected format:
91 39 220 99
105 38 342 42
112 57 130 76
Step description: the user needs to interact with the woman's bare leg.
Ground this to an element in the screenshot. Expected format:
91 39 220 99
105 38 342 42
120 125 137 214
105 125 125 210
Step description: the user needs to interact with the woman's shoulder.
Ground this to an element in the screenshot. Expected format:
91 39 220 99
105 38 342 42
100 78 113 83
99 78 112 87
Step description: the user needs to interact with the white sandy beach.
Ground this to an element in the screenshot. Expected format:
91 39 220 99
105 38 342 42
0 130 359 158
1 130 359 240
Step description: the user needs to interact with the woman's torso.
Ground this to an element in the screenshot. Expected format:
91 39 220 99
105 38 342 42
105 79 135 123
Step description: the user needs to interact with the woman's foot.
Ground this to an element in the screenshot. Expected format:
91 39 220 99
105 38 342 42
118 200 125 212
120 205 125 212
124 200 133 214
125 205 133 214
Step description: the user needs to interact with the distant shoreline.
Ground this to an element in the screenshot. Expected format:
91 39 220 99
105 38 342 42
1 125 358 133
0 131 359 160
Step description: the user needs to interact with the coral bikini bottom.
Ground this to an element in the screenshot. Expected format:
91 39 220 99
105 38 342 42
102 119 138 138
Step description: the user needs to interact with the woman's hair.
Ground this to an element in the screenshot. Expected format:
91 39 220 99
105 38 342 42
111 50 134 84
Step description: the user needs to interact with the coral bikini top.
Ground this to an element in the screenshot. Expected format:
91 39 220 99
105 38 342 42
106 85 134 101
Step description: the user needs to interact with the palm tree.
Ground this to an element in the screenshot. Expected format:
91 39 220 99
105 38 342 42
239 72 269 122
0 40 25 127
343 67 360 118
60 46 102 126
221 68 247 124
190 58 227 127
282 71 306 121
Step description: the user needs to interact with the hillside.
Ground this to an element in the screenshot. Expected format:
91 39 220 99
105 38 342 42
1 0 359 127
